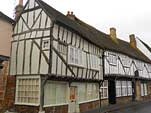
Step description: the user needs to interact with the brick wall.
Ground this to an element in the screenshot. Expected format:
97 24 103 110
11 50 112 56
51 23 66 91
44 105 68 113
116 96 132 104
0 61 16 112
79 100 100 113
15 105 39 113
0 75 16 112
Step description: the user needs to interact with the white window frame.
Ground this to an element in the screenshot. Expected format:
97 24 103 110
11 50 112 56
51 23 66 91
121 81 127 96
44 81 68 107
108 53 117 66
127 81 132 96
78 83 99 103
68 46 86 67
146 64 151 73
116 81 122 97
120 55 131 67
141 83 148 96
42 39 50 50
116 81 132 97
101 80 108 99
135 60 144 71
89 54 100 70
15 76 41 106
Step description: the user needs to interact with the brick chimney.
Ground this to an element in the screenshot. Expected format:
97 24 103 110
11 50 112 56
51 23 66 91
129 34 137 49
15 0 23 20
66 11 76 20
109 27 118 43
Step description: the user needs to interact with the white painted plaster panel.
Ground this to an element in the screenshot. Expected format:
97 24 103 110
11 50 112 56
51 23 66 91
17 41 24 74
10 42 17 75
24 40 31 74
31 40 40 74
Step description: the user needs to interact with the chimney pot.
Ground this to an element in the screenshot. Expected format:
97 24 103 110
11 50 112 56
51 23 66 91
19 0 23 6
66 11 75 20
71 11 73 15
129 34 137 48
67 11 70 15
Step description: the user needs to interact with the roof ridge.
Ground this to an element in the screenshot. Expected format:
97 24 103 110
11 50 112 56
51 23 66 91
0 11 14 24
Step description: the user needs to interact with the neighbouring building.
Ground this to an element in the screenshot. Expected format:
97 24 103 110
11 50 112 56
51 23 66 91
0 11 14 110
9 0 151 113
103 31 151 106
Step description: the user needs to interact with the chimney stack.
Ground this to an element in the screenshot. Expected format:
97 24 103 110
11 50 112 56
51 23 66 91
66 11 75 20
129 34 137 49
109 27 118 43
15 0 23 20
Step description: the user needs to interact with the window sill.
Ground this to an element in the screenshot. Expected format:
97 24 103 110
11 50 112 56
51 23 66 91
78 98 99 104
15 102 40 106
43 103 68 107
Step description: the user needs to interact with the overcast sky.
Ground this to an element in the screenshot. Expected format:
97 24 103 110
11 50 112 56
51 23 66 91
0 0 151 46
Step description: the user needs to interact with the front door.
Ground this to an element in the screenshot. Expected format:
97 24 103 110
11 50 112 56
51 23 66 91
68 86 79 113
108 79 116 104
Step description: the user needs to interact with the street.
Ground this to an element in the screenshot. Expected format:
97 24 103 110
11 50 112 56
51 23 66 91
84 101 151 113
111 101 151 113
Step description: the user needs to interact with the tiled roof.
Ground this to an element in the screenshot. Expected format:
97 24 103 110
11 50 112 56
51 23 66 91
37 0 151 63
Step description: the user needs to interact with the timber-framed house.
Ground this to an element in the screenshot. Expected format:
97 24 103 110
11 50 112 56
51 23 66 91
10 0 103 113
9 0 151 113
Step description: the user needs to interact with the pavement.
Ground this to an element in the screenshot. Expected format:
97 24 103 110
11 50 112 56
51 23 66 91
83 100 151 113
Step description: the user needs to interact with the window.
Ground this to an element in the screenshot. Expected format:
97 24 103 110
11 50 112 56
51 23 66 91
101 80 108 99
146 64 151 73
108 53 117 65
68 46 86 67
127 81 132 96
116 80 132 97
120 55 131 67
42 39 50 50
44 81 68 106
141 83 148 96
116 81 122 97
58 43 67 55
122 81 127 96
90 54 100 70
78 83 99 103
135 60 144 71
15 76 40 105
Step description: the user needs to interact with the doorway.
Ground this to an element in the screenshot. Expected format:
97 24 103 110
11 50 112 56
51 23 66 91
108 79 116 104
68 86 79 113
132 81 136 101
